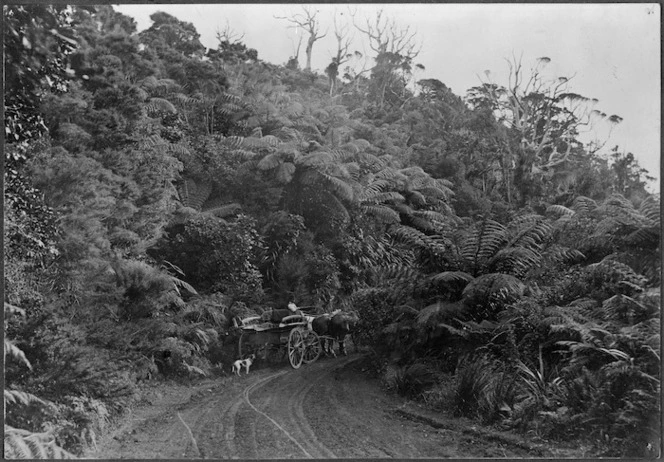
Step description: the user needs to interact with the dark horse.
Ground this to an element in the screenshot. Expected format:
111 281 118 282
311 310 359 356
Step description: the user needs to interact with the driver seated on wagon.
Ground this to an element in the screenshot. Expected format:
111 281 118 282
261 301 304 324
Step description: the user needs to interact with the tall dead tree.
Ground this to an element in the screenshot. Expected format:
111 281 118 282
276 7 327 71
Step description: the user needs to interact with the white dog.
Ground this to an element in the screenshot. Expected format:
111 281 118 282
232 354 256 376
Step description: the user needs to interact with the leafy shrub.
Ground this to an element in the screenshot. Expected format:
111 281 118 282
4 303 75 459
150 214 265 302
454 354 517 424
385 363 438 397
350 287 399 348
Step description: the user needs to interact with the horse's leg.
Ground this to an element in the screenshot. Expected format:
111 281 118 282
326 338 337 358
339 336 347 356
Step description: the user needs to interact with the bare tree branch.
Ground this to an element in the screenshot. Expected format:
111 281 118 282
216 20 244 45
276 6 328 70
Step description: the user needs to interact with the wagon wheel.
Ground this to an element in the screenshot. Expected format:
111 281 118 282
287 327 306 369
303 330 321 364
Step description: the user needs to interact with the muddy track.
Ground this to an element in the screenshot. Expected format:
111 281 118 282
89 354 583 459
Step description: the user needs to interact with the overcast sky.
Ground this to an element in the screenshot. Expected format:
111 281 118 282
115 3 660 192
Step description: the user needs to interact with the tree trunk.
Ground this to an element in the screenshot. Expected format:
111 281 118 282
305 38 314 71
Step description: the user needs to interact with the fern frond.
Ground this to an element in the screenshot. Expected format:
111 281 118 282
178 178 212 210
638 195 661 222
216 136 245 149
571 195 598 214
4 340 32 369
320 173 355 202
4 425 75 459
257 152 282 170
489 247 541 276
298 151 333 167
325 148 356 163
546 204 575 217
391 202 414 216
229 149 257 160
375 167 407 182
345 162 361 180
416 301 467 327
543 245 585 264
412 210 448 224
462 273 526 307
505 214 551 249
357 151 386 170
361 191 404 204
429 271 474 285
406 190 427 206
362 205 400 223
202 202 241 218
359 179 393 200
170 276 198 297
460 219 507 268
171 92 200 107
166 143 190 156
145 97 177 115
271 126 301 142
261 135 281 147
408 216 437 232
625 227 660 247
417 186 453 200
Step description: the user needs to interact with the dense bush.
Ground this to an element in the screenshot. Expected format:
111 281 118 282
4 4 659 458
150 214 265 301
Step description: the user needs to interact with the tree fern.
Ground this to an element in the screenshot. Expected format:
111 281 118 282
459 219 507 273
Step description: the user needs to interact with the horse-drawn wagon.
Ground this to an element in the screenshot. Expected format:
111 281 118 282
234 311 322 369
233 305 359 369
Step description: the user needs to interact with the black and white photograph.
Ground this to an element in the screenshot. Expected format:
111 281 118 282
4 3 661 459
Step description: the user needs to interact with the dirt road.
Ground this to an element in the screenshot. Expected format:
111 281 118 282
88 354 586 459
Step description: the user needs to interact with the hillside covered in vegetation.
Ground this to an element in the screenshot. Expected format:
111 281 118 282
4 5 660 458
